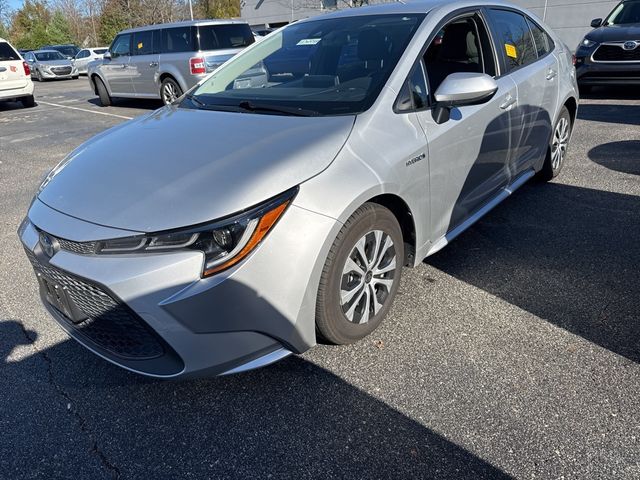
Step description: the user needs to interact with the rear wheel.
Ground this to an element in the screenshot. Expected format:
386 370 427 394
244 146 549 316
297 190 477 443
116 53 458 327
160 77 182 105
20 95 35 108
316 203 404 345
539 106 571 182
95 77 112 106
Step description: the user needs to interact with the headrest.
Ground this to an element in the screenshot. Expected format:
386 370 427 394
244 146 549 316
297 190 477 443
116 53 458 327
440 23 474 61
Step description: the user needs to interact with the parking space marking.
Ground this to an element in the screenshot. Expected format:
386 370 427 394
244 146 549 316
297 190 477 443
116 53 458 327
37 101 133 120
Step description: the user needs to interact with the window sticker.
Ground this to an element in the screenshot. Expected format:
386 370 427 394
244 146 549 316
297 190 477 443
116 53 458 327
297 38 321 46
505 43 517 59
138 42 144 50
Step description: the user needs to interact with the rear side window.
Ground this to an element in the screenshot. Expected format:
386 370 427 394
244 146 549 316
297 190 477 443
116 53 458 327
527 18 554 57
489 9 537 72
0 42 20 61
133 30 154 55
197 24 255 50
94 49 108 55
162 27 194 53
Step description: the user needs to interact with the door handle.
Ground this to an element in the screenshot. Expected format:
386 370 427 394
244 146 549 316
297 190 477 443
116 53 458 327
546 69 557 80
149 62 158 68
499 95 516 111
121 64 128 69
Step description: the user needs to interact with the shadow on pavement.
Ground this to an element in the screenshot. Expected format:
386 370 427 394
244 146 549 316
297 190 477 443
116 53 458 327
588 140 640 175
1 318 512 479
577 103 640 126
427 182 640 364
87 97 163 111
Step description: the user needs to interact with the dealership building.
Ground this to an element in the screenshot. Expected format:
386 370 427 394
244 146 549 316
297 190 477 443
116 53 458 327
241 0 619 51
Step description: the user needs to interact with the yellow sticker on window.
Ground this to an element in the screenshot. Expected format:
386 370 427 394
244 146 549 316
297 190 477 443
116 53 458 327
505 44 517 59
137 42 143 50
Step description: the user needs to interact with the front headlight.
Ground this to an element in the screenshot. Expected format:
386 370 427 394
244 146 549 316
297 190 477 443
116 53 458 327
96 187 297 277
581 38 598 48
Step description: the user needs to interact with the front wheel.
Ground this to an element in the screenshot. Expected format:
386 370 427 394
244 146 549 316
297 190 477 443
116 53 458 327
95 77 112 106
539 106 571 181
160 77 182 105
316 203 404 345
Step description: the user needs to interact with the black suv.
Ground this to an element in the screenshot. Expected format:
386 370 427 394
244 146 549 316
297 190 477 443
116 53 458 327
575 0 640 91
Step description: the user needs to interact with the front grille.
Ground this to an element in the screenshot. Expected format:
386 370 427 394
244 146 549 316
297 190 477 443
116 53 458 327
51 66 72 75
57 238 97 255
593 44 640 62
25 248 164 360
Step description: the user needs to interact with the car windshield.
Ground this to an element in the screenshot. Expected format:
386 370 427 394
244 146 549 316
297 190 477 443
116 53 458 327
187 13 425 116
35 51 66 61
55 46 79 57
606 1 640 24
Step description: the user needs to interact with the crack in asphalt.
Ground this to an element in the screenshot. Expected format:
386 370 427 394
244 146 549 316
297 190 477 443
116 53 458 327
17 322 121 480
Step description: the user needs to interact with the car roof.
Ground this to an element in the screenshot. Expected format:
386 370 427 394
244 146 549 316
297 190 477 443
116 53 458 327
119 18 248 34
294 0 518 21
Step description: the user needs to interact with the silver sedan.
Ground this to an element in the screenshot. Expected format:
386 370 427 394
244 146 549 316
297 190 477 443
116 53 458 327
23 50 78 81
20 0 577 378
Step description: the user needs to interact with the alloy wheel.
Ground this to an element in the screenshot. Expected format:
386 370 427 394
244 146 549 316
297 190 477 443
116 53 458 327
340 229 397 325
551 116 569 170
162 81 179 105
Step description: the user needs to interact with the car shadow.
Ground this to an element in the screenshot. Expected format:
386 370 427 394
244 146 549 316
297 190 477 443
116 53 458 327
577 103 640 126
588 140 640 175
427 181 640 364
0 318 511 479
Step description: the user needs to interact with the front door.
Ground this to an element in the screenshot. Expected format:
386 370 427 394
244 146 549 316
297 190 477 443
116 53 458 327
103 34 134 95
415 12 517 238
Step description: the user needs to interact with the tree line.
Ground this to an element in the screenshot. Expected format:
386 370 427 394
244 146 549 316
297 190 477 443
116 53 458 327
0 0 241 49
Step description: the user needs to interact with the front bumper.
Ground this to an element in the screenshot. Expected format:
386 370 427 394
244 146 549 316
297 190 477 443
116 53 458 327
575 49 640 85
20 198 340 378
39 68 77 79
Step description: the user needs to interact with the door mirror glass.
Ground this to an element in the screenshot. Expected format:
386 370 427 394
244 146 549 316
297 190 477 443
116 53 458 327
432 72 498 124
591 18 603 28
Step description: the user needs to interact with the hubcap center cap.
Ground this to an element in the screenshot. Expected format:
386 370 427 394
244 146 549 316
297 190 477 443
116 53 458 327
365 271 373 284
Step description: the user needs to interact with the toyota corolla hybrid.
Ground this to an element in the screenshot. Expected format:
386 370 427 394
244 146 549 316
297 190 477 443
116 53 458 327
19 0 578 378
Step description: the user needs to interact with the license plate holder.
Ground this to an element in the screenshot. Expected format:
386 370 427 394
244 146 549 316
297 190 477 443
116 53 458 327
36 272 88 324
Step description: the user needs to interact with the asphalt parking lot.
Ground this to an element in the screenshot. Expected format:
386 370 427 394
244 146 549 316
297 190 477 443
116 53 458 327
1 79 639 479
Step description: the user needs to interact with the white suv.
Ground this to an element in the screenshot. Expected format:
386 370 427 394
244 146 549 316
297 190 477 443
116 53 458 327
0 38 35 108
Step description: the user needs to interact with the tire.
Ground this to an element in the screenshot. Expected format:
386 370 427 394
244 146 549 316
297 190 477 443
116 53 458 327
20 95 35 108
72 75 79 80
539 106 571 182
316 203 404 345
95 77 112 107
160 77 182 105
35 69 43 82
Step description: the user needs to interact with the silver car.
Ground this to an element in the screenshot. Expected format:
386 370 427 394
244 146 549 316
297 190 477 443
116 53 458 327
24 50 79 81
20 0 577 378
88 19 255 106
73 47 108 75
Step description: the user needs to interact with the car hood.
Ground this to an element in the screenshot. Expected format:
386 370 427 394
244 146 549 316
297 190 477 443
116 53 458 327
39 60 72 67
587 24 640 42
38 106 355 233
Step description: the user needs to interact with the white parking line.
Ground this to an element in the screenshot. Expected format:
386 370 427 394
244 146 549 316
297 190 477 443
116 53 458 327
37 101 133 120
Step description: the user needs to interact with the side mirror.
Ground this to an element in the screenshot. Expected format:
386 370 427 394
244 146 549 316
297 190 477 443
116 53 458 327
432 72 498 124
103 51 112 61
591 18 603 28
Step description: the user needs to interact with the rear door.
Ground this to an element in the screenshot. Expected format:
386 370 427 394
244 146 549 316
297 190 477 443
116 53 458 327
486 9 558 174
102 34 134 95
0 42 28 92
130 29 160 97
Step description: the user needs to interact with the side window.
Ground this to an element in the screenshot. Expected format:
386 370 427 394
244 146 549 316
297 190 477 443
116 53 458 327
527 18 554 57
111 34 131 58
395 61 429 112
423 14 497 93
153 29 163 54
162 27 194 53
133 30 154 55
489 9 537 72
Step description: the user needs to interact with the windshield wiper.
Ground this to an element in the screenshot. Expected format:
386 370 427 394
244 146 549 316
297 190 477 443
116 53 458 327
237 100 319 117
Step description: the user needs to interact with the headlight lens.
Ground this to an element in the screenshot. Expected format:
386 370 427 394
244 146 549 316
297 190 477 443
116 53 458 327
95 187 297 277
581 38 597 48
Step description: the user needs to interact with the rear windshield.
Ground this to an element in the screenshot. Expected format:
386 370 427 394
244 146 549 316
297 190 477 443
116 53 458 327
35 51 66 61
0 42 20 61
197 24 254 50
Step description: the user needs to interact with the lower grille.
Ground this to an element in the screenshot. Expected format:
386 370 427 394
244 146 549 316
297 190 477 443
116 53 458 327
26 249 164 360
51 66 72 75
593 44 640 62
